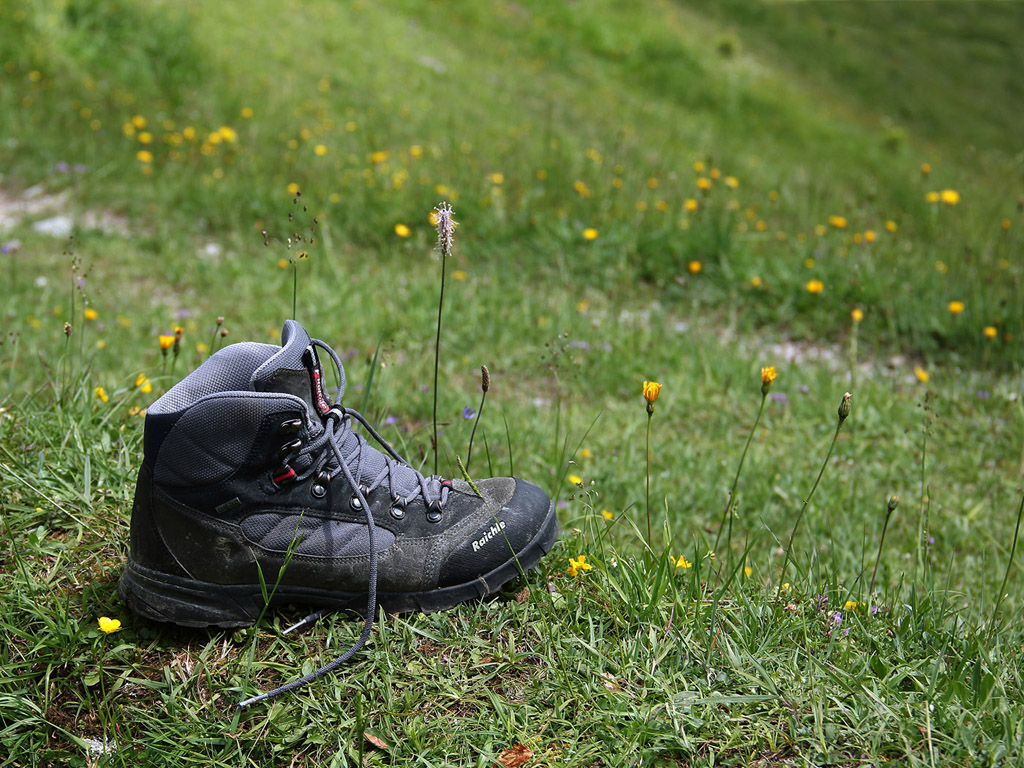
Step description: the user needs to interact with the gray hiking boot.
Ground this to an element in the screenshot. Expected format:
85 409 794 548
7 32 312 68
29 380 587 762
119 320 557 634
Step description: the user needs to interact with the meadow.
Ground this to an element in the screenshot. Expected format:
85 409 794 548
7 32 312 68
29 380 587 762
1 0 1023 765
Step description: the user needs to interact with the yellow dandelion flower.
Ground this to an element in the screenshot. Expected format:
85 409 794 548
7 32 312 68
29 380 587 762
158 334 174 353
806 279 824 294
98 616 122 634
452 269 468 281
750 276 763 288
914 365 929 383
948 300 965 315
814 224 827 237
852 308 864 323
409 145 423 158
277 258 289 269
635 201 648 212
925 191 940 204
394 224 411 238
94 386 109 403
580 448 593 460
314 144 328 157
600 509 613 520
583 228 599 241
370 150 389 164
647 177 659 190
489 172 504 185
134 373 152 394
984 326 998 339
688 260 701 274
136 150 153 163
864 230 877 243
642 380 662 404
920 162 931 176
131 115 147 129
804 258 816 269
744 565 752 577
684 199 699 213
567 555 593 577
693 161 705 173
761 366 777 389
568 474 583 485
828 215 847 229
940 189 960 205
573 180 591 198
724 176 739 189
885 220 898 232
84 307 98 321
286 182 300 195
241 106 254 119
576 298 589 313
137 131 153 145
696 177 712 191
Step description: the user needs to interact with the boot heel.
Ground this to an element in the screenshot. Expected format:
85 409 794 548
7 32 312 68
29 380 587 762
118 558 262 628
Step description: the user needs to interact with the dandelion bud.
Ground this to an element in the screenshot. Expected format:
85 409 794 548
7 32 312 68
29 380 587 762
838 392 852 423
481 364 490 393
887 495 899 513
642 380 661 415
64 322 73 337
760 366 777 395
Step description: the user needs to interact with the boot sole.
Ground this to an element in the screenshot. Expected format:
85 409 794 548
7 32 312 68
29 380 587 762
118 500 558 628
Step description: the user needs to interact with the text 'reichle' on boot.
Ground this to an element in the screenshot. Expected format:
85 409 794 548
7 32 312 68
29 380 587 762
118 320 558 705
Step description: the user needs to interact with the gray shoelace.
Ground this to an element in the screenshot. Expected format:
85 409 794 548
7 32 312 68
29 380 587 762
237 339 448 708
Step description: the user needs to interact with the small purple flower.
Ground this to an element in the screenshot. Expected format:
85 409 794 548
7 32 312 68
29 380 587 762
602 343 613 353
462 406 476 419
420 384 429 393
928 536 935 544
384 415 398 426
842 628 850 636
977 390 991 399
176 308 190 318
871 604 879 616
832 611 842 625
557 500 569 510
772 392 788 405
76 277 87 288
56 161 70 173
799 385 809 395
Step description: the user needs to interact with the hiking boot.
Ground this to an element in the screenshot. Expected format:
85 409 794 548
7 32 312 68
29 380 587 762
118 319 558 631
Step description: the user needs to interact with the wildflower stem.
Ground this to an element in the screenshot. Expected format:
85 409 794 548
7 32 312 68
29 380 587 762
778 399 849 594
713 391 767 560
869 496 899 598
432 203 456 477
466 389 487 472
645 411 653 546
986 492 1024 644
291 260 298 321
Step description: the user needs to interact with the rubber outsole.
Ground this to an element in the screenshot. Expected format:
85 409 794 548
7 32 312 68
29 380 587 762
118 500 559 628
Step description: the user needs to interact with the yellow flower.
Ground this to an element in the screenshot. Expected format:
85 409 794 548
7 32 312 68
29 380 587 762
948 300 965 315
696 177 712 191
780 582 791 595
600 509 613 520
580 448 593 459
567 555 593 577
827 215 847 229
568 474 582 485
131 115 147 130
724 176 739 189
914 365 929 383
138 131 153 145
760 366 777 391
182 126 196 141
98 616 121 634
693 161 705 173
218 126 237 143
410 144 423 158
744 565 752 577
370 150 389 164
583 228 599 241
687 260 701 274
885 220 898 233
925 191 940 204
489 172 504 185
136 150 153 163
576 298 589 313
573 180 591 198
670 555 692 570
684 198 699 213
921 162 931 176
287 182 300 195
83 307 98 321
314 144 328 157
647 177 659 190
94 386 109 403
750 276 763 288
863 230 877 243
844 600 858 611
851 308 864 323
806 279 824 294
940 189 960 205
394 224 411 238
642 380 662 404
710 168 721 180
984 326 998 339
241 106 254 119
135 373 152 393
158 334 174 352
452 269 468 281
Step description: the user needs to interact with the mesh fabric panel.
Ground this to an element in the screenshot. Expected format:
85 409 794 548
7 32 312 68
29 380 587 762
240 513 393 557
149 342 279 415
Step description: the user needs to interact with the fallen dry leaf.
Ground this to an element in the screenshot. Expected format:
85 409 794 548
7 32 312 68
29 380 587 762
363 731 390 750
497 743 533 768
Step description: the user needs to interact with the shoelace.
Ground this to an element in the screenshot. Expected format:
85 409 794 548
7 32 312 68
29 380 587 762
237 339 448 708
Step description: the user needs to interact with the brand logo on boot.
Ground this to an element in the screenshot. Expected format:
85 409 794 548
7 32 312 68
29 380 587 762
304 346 332 415
472 520 506 552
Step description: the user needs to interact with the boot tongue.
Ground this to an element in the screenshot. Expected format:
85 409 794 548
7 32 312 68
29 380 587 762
250 319 340 417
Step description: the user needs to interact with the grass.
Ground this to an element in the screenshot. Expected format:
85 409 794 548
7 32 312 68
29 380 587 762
2 0 1024 765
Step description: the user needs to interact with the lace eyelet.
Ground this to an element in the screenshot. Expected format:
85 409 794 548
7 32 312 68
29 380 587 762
426 502 443 523
311 483 327 498
279 418 303 435
390 506 405 520
350 495 362 510
278 439 302 457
